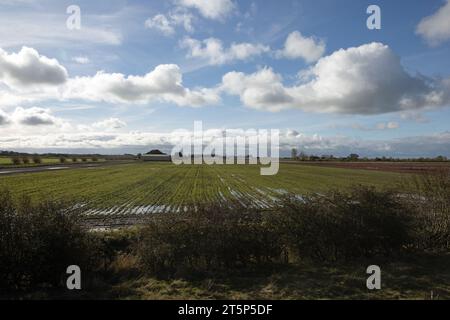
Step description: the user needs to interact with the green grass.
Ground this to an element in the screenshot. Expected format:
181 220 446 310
16 253 450 300
0 162 406 214
107 255 450 300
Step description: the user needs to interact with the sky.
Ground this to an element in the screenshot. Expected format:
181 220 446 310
0 0 450 157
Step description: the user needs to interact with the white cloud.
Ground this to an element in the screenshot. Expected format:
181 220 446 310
72 56 90 64
0 91 37 107
146 0 236 37
0 47 220 108
181 37 269 65
145 14 176 35
11 107 61 126
0 106 74 137
276 31 326 63
0 46 68 88
1 128 449 158
93 118 127 130
145 11 195 36
220 67 292 112
416 0 450 46
64 64 220 107
177 0 235 21
1 44 449 115
220 42 450 114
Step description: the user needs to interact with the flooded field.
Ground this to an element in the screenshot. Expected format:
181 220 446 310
0 162 406 227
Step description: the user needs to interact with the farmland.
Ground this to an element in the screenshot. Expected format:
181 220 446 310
292 161 450 174
2 161 449 300
0 162 405 225
0 156 60 166
0 156 105 167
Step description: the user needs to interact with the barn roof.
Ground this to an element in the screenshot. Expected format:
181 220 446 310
146 149 166 155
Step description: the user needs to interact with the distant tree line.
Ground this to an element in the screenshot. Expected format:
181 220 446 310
0 150 104 158
289 148 448 162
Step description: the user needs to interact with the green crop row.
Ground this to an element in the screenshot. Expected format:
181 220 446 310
0 162 405 216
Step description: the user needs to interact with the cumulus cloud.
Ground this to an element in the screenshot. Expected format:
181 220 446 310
177 0 235 21
180 37 269 65
93 118 127 130
0 47 68 88
11 107 60 126
276 31 326 63
64 64 220 107
1 44 449 115
0 47 220 108
220 42 450 114
221 67 292 112
416 0 450 46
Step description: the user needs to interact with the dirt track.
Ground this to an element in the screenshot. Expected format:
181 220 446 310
0 161 134 176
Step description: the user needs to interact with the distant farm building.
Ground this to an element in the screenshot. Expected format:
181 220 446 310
142 149 171 162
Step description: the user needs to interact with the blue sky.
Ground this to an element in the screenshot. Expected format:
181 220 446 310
0 0 449 157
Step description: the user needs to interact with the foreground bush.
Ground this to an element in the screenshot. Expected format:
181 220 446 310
137 202 283 278
275 186 412 262
0 190 100 292
400 170 450 251
137 185 437 276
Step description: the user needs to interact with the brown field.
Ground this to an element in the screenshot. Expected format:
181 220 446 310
288 161 450 174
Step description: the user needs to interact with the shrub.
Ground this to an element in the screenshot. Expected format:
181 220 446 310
71 157 77 163
0 189 101 292
21 157 30 164
32 156 42 164
137 202 283 278
400 170 450 251
59 157 66 163
81 158 88 162
11 157 21 165
137 185 444 277
275 186 413 262
92 157 99 162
